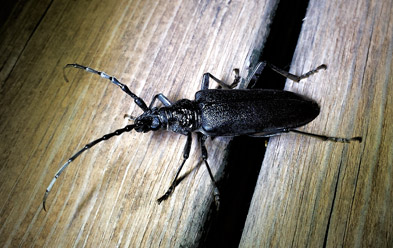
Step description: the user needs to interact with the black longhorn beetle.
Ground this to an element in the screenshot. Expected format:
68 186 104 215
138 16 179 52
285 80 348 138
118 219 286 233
42 62 361 211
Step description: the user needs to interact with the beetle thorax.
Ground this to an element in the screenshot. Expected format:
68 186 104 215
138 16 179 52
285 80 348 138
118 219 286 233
162 99 200 135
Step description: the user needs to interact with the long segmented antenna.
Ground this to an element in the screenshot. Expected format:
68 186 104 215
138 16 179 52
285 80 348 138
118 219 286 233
43 124 135 211
63 64 149 111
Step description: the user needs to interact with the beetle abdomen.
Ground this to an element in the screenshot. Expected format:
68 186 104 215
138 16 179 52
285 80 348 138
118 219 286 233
196 89 320 136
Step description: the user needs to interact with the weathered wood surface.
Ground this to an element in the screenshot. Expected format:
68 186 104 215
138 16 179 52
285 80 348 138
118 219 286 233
0 0 278 247
240 0 393 247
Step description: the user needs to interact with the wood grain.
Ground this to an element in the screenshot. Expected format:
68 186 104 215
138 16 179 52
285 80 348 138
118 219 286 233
240 0 393 247
0 0 278 247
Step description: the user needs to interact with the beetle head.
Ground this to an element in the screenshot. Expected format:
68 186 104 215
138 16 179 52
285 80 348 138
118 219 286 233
134 108 161 133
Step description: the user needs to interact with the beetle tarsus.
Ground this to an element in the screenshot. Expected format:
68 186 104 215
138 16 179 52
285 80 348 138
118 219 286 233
326 136 362 143
296 64 327 81
213 188 220 211
157 187 173 204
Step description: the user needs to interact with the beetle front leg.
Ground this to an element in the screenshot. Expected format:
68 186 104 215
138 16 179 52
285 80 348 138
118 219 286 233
124 93 172 121
199 133 220 210
157 133 192 204
149 93 172 108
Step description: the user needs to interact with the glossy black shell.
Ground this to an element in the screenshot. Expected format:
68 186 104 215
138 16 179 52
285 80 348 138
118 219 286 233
195 89 320 136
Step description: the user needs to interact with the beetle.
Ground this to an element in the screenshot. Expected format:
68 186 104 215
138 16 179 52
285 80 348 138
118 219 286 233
42 61 361 211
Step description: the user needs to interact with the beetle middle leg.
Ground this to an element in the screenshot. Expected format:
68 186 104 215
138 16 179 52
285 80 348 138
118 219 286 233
125 93 172 120
157 133 221 210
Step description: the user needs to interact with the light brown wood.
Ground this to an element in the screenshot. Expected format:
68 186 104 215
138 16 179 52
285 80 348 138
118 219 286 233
240 0 393 247
0 0 278 246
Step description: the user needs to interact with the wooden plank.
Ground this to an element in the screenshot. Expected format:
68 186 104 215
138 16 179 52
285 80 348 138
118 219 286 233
0 0 53 84
240 0 393 247
0 0 279 247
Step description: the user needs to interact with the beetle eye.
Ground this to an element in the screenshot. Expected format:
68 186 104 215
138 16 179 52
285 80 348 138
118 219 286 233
134 116 160 132
151 117 160 129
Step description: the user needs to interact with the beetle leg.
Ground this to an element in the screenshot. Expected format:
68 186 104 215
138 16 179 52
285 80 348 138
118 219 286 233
289 129 362 143
199 133 220 211
149 93 172 109
231 68 241 89
244 61 267 89
157 133 192 204
201 70 240 90
267 63 327 82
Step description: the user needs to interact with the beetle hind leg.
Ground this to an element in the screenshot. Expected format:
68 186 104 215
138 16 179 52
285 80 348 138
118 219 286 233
268 63 327 82
199 134 220 210
290 129 362 143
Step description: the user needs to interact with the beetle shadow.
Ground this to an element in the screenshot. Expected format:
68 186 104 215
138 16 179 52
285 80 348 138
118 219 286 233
172 159 204 189
68 184 98 228
66 154 204 224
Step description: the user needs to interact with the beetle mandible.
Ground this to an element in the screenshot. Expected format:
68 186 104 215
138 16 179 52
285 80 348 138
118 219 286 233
42 61 361 211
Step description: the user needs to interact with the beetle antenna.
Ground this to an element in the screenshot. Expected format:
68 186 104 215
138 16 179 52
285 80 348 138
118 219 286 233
63 64 149 111
43 124 135 211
